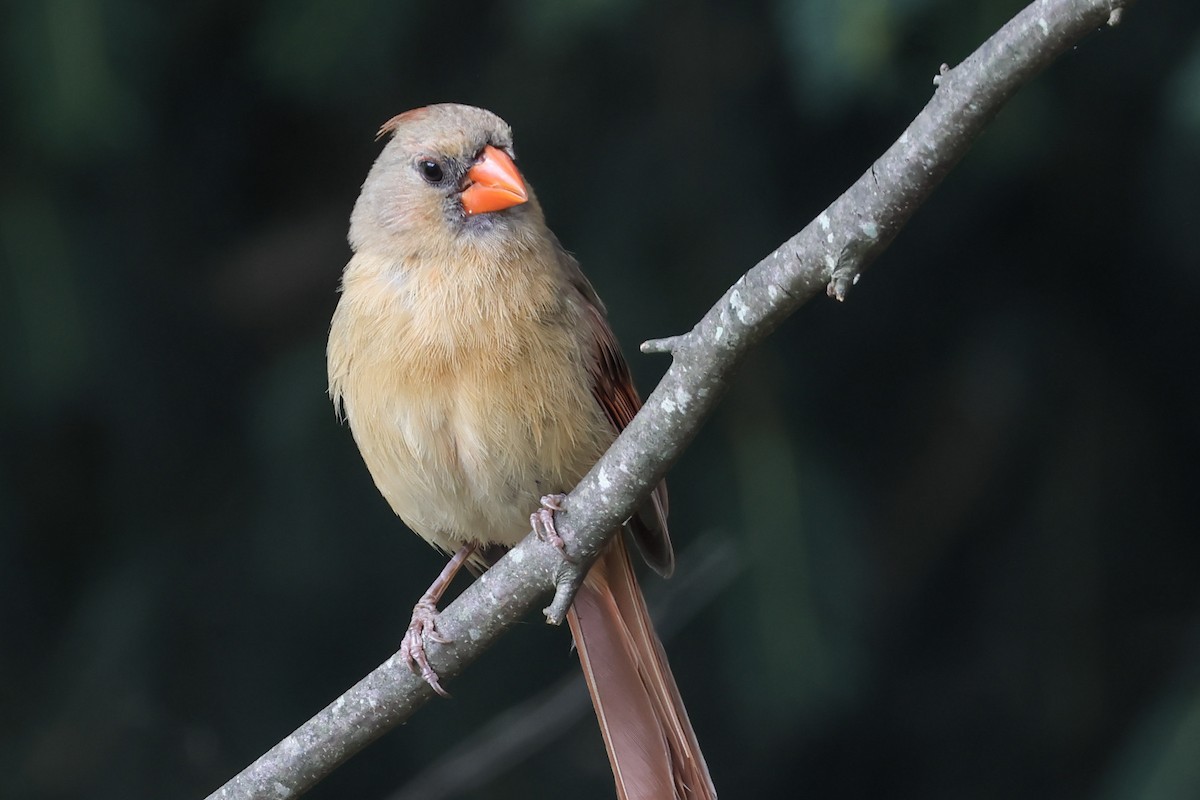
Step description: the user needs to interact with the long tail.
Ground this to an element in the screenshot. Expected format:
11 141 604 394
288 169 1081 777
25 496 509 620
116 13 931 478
567 538 717 800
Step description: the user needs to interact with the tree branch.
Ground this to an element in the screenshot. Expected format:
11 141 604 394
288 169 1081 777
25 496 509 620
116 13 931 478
385 534 742 800
204 1 1136 797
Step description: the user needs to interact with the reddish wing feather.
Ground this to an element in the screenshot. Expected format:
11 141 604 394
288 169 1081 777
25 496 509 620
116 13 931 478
585 300 646 432
571 264 673 576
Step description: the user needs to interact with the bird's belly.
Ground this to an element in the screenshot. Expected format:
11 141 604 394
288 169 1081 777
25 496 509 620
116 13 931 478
349 363 611 551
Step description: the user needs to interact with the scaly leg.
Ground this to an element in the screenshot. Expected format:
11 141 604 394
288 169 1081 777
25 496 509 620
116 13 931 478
400 543 476 697
530 493 576 561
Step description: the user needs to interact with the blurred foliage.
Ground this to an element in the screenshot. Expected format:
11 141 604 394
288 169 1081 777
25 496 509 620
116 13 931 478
3 1 1199 799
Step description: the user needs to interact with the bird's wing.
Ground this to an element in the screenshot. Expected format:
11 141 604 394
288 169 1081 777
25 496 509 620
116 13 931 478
557 246 673 577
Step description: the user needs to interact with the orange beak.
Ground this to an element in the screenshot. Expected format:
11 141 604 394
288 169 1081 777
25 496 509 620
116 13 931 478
461 145 528 216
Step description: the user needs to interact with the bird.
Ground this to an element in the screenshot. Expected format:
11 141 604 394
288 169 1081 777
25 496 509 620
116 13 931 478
327 103 716 799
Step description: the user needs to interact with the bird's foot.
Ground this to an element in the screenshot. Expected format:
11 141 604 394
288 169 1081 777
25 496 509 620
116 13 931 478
531 493 576 562
400 596 451 697
533 493 587 626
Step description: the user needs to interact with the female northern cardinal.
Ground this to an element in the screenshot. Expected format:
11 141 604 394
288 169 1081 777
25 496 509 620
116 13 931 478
327 104 716 799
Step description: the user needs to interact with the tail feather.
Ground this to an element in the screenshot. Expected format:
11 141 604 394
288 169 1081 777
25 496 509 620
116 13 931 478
567 538 717 800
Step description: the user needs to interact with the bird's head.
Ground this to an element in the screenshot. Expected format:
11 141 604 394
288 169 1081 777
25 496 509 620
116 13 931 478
349 104 539 256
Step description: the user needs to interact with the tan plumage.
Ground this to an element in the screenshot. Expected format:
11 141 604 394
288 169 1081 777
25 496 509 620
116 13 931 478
327 103 715 799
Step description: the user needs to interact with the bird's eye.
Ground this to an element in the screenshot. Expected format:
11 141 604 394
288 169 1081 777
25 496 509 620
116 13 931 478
417 159 445 184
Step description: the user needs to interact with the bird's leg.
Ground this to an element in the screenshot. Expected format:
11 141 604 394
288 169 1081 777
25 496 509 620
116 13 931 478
530 493 576 562
400 542 475 697
533 494 594 626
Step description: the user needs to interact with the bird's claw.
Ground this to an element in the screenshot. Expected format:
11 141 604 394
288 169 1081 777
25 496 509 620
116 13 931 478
400 597 451 697
531 493 576 562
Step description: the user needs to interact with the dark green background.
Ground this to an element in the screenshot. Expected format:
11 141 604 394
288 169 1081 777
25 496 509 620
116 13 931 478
4 1 1199 798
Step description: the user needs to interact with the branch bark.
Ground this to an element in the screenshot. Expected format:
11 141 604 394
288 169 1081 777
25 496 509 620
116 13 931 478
205 1 1136 797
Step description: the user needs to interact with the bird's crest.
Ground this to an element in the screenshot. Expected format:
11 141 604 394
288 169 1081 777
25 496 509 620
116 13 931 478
376 107 430 140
